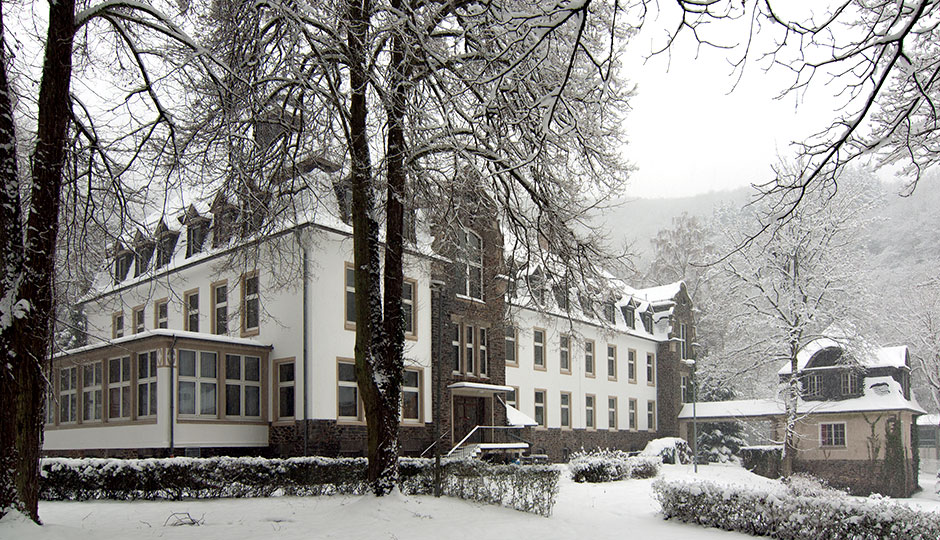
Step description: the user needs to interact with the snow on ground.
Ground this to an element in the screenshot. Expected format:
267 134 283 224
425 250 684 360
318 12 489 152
4 464 938 540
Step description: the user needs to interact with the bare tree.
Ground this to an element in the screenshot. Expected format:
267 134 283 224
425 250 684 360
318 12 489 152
0 0 214 522
713 177 878 475
638 0 940 216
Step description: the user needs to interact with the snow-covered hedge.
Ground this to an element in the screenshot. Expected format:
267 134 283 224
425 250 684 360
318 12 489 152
40 457 560 516
567 449 661 483
653 478 940 540
640 437 693 465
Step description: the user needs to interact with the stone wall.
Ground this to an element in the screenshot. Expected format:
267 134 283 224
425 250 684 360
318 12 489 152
793 458 918 498
523 427 660 462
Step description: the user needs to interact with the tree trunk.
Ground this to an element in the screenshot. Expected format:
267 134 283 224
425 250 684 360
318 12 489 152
0 0 75 523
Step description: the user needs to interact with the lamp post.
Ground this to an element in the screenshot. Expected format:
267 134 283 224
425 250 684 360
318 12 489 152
691 358 698 473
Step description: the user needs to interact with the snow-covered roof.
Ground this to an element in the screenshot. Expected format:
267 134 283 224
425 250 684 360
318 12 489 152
678 376 925 419
778 337 909 375
917 414 940 426
505 404 538 427
447 382 514 393
55 329 272 359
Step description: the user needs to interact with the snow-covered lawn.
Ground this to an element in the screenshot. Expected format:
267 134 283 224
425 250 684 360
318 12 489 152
4 464 938 540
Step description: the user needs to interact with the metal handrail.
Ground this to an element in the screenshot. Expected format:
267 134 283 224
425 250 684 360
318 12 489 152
446 425 525 457
419 431 450 458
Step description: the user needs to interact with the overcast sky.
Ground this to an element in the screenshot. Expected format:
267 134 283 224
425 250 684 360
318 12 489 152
619 13 840 200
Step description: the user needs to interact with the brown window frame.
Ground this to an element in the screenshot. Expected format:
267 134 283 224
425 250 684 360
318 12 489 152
154 298 169 329
337 357 364 423
533 328 546 370
628 349 637 383
183 289 200 332
274 357 296 423
585 394 596 430
647 353 656 386
608 396 618 431
212 280 229 335
112 312 124 339
534 389 547 429
132 305 145 334
607 344 617 381
240 271 260 337
504 325 518 367
560 391 572 429
559 334 571 374
584 339 595 378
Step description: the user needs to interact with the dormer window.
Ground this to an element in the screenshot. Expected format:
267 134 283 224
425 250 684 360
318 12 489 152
155 226 179 268
113 250 133 284
622 304 636 329
186 219 209 258
840 371 860 395
553 285 569 311
640 310 653 333
603 302 616 324
213 206 238 248
455 228 483 300
134 242 154 277
804 374 822 398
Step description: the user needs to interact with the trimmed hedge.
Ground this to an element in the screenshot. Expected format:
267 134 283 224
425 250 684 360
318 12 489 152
653 478 940 540
567 449 661 483
40 456 560 516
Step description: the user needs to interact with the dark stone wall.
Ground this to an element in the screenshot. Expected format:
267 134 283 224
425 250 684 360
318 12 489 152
270 420 435 458
523 427 660 462
793 458 918 498
656 285 693 437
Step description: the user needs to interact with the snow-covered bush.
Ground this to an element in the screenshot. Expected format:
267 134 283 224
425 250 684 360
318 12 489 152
782 473 847 498
653 478 940 540
567 449 661 483
40 457 560 516
640 437 692 465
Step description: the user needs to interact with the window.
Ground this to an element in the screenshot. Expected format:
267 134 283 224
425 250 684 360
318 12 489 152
585 395 595 429
242 273 260 334
533 329 545 369
804 374 822 397
452 324 462 373
603 302 616 324
505 387 518 409
647 353 656 386
81 362 103 422
59 366 77 423
155 229 178 268
820 423 846 447
622 305 635 329
186 220 208 257
137 351 158 418
338 359 360 420
114 251 133 284
134 242 154 277
466 323 475 374
108 356 131 420
679 323 689 359
277 360 295 420
155 299 168 329
213 282 228 335
585 340 595 376
225 354 261 418
560 392 571 428
681 375 690 403
178 350 218 416
647 400 656 431
628 349 637 382
213 207 238 247
641 310 653 333
452 323 488 376
608 397 618 430
479 328 488 377
559 335 570 373
402 368 421 422
505 325 518 366
607 345 617 380
132 306 145 334
841 371 860 395
456 228 483 300
345 264 356 328
45 383 56 425
113 313 124 339
553 285 568 311
402 279 416 338
629 398 637 430
534 390 546 428
184 290 199 332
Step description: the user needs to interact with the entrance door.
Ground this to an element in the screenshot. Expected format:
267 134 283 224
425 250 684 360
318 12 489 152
453 395 486 445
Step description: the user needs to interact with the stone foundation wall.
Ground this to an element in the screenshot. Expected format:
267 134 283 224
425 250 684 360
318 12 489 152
269 420 435 458
524 428 661 462
793 458 918 498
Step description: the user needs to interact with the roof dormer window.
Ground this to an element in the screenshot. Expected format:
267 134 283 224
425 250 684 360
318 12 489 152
640 309 653 333
186 219 209 258
134 241 154 277
603 302 616 324
155 224 179 269
621 303 636 329
113 249 133 284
